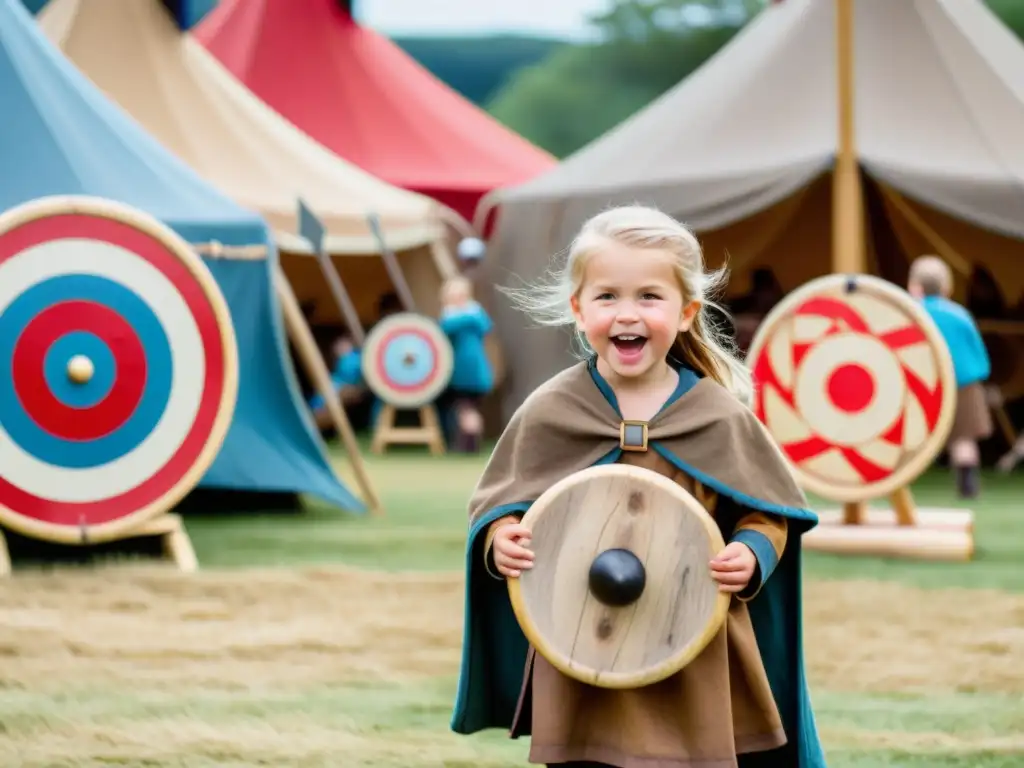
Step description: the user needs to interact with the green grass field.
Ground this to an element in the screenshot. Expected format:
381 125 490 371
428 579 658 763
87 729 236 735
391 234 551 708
188 444 1024 593
2 441 1022 767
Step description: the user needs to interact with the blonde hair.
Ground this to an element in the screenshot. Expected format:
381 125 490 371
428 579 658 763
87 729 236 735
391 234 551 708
908 255 952 297
501 205 753 406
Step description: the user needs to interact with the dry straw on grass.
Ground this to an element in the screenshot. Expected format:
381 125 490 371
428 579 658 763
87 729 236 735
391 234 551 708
2 566 1023 696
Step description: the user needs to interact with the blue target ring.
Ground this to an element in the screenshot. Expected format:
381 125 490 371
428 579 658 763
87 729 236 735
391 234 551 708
381 333 436 387
0 274 172 468
44 331 116 409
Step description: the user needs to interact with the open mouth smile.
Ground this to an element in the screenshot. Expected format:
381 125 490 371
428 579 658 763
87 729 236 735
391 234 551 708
611 334 647 357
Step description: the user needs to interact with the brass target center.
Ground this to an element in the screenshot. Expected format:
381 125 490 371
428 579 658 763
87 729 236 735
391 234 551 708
403 352 417 366
67 354 94 384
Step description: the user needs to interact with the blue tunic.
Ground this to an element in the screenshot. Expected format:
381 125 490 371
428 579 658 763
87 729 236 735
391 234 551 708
920 296 990 388
439 302 494 394
308 348 363 410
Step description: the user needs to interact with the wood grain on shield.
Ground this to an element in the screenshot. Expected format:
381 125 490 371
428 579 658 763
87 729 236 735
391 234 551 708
509 464 730 689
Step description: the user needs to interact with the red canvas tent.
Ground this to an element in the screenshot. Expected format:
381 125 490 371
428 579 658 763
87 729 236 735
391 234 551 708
195 0 556 226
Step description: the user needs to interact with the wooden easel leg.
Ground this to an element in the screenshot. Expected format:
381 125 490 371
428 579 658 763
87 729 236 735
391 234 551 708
0 528 10 577
420 405 446 456
370 404 396 454
842 501 866 525
162 517 199 573
888 486 917 526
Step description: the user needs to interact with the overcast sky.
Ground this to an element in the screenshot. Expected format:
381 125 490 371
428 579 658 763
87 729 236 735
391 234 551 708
359 0 611 38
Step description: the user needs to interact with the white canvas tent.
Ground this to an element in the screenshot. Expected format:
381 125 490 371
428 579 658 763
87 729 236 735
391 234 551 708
477 0 1024 419
40 0 462 325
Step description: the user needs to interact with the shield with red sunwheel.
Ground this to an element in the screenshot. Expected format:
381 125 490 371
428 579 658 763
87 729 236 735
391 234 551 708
361 312 454 409
0 196 238 544
745 274 957 502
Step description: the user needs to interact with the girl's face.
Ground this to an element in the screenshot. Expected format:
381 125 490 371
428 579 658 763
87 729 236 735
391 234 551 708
570 240 699 385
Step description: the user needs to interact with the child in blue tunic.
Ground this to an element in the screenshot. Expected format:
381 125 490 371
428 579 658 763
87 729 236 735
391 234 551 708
908 256 993 498
439 275 495 452
308 334 366 413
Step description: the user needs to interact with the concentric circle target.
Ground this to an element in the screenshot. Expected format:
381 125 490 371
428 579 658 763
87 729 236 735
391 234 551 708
745 274 957 502
361 312 454 409
0 196 239 544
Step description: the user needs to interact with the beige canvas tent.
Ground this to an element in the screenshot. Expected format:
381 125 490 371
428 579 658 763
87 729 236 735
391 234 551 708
478 0 1024 420
39 0 463 326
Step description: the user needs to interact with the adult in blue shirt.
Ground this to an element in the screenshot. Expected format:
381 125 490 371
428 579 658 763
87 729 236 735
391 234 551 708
908 256 992 499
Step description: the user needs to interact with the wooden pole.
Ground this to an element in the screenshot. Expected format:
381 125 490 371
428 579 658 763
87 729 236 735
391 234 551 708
299 199 367 345
833 0 924 528
834 0 887 525
832 0 866 275
274 264 383 515
367 213 418 312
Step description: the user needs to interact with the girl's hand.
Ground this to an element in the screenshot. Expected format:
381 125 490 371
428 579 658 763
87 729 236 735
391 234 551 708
709 542 756 592
492 523 534 578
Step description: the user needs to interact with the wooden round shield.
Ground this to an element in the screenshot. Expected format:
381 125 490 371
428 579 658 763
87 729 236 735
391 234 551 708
361 312 454 408
0 195 239 545
746 274 957 502
507 463 730 690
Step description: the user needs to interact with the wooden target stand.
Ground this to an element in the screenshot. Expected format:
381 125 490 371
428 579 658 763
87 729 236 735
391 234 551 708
370 401 447 456
363 312 452 456
808 490 974 563
0 196 244 575
297 203 450 457
747 273 974 562
362 213 450 455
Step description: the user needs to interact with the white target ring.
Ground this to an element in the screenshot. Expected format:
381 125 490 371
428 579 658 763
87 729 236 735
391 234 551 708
0 239 205 502
793 332 906 448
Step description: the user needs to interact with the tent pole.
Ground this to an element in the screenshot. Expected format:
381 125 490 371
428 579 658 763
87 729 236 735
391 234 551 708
274 264 383 516
832 0 866 275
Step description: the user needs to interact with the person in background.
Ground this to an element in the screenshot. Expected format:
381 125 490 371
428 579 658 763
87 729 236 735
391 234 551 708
907 255 992 498
439 275 495 453
309 332 367 424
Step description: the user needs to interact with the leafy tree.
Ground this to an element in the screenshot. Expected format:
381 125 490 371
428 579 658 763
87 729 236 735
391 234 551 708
394 35 567 107
487 0 763 157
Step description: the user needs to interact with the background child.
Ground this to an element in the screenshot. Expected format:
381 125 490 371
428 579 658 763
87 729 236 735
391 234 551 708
308 332 367 427
907 255 993 498
451 205 826 768
438 275 494 453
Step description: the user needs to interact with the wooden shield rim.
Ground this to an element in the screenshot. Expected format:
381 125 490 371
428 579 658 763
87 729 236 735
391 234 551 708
745 273 958 503
507 463 732 689
0 195 239 545
361 311 454 408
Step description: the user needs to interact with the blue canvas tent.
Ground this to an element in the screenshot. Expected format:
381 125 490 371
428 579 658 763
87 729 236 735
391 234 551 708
0 0 366 512
22 1 219 28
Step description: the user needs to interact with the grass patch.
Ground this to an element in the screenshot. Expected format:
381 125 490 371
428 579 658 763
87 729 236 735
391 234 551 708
2 678 1021 767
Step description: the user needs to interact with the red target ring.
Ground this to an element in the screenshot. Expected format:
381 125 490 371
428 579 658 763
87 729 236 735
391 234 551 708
746 274 956 502
13 300 145 442
373 326 443 394
361 312 454 409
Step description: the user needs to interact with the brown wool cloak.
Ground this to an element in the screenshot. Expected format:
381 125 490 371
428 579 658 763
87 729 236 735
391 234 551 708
450 360 827 768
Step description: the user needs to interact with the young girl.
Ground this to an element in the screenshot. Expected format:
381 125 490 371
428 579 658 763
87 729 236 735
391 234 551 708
907 256 992 498
438 275 495 453
450 206 826 768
